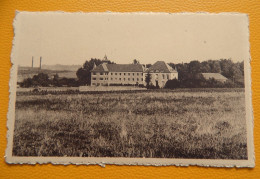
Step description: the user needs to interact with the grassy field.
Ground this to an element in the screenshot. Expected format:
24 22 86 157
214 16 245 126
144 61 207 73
12 88 247 159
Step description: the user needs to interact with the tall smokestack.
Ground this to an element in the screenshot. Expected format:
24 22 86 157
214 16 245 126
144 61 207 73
32 56 34 68
40 56 42 69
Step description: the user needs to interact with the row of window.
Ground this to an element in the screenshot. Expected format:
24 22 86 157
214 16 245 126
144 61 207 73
92 72 143 76
92 72 173 80
111 72 143 76
92 77 143 81
151 74 172 80
92 72 108 75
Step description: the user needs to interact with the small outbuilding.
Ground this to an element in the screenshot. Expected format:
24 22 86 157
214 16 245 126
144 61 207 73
200 73 228 83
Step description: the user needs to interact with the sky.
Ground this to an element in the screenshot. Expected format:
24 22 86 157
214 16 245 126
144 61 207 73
13 12 249 66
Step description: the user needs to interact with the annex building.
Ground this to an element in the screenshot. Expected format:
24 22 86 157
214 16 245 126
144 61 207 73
91 59 178 88
200 73 228 83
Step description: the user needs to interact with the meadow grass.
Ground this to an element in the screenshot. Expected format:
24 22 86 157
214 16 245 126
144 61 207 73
12 88 247 159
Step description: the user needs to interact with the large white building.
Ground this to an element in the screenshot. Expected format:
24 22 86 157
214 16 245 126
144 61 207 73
144 61 178 87
91 63 145 86
91 59 178 88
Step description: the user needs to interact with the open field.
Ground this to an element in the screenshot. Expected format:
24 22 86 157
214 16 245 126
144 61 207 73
12 88 247 159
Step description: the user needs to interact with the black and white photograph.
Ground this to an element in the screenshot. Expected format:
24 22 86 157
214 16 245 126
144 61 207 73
6 12 254 167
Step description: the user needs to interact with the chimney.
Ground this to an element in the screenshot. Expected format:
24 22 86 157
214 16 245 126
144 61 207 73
32 56 34 68
40 56 42 69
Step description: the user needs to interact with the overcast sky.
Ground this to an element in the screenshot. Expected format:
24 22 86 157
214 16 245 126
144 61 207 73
13 12 249 66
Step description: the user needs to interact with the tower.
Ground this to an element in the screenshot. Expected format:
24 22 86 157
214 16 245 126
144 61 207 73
40 56 42 69
93 62 97 70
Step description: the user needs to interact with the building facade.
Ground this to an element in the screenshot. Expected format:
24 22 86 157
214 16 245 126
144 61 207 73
91 60 178 88
144 61 178 88
91 63 145 86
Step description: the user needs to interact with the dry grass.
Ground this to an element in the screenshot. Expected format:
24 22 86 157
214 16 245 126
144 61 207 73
12 88 247 159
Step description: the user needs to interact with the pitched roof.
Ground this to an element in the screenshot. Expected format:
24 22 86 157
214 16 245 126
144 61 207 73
201 73 228 80
91 64 105 72
146 61 177 73
91 64 144 72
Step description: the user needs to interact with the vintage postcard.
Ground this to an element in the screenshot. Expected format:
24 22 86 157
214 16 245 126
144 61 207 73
6 12 254 167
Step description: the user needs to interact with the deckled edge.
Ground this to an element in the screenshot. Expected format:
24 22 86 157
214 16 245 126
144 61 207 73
5 11 255 168
5 10 19 164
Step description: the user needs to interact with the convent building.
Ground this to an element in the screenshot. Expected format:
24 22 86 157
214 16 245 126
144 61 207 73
90 57 178 88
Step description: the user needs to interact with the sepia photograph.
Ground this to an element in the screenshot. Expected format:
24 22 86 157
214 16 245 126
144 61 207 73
6 12 254 167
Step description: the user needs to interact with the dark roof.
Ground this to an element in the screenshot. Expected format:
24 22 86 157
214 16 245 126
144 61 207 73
201 73 228 80
146 61 177 73
91 64 105 72
91 64 144 72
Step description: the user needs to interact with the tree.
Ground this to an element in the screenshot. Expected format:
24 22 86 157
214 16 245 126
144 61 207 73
53 73 61 87
146 64 152 68
133 59 140 64
20 73 50 87
164 79 180 89
20 78 33 88
145 72 152 88
200 61 211 73
32 73 50 87
209 60 221 73
189 60 201 74
76 58 114 86
76 67 89 85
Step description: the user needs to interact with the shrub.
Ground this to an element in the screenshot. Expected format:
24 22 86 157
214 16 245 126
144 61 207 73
165 79 180 89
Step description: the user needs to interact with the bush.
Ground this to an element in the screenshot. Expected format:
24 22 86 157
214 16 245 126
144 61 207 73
164 78 244 89
165 79 180 89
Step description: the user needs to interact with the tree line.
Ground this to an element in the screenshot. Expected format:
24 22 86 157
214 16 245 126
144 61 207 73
164 59 244 89
20 58 244 88
168 59 244 82
20 73 79 88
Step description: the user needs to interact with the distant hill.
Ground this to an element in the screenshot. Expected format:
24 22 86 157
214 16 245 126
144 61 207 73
41 64 81 71
17 65 79 83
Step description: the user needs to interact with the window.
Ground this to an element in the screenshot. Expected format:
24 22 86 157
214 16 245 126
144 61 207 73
100 72 103 75
111 73 113 75
92 83 96 85
128 78 130 81
115 78 117 80
120 73 121 75
92 78 96 80
141 78 143 81
167 74 169 79
133 73 134 76
93 72 96 75
115 73 117 75
137 73 139 76
124 78 125 81
111 78 113 80
133 78 134 81
137 78 139 81
97 83 100 86
105 73 108 75
128 73 130 76
162 74 165 79
119 78 121 80
124 73 126 75
141 73 143 75
100 78 103 80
